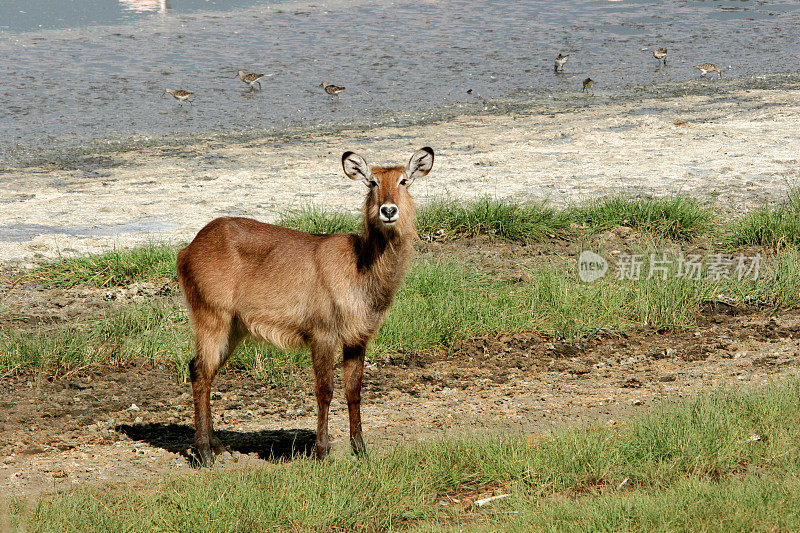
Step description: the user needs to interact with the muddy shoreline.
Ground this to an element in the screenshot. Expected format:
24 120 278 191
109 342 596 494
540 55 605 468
2 86 799 266
3 303 799 499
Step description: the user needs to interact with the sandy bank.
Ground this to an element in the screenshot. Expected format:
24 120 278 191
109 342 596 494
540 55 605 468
1 87 799 265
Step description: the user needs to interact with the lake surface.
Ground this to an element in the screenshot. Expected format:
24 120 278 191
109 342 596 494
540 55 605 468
1 0 799 166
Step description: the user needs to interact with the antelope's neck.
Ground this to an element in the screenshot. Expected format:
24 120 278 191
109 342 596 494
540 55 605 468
355 225 415 311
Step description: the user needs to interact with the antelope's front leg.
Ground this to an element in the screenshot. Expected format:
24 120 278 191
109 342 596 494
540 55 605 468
311 337 336 459
343 343 367 457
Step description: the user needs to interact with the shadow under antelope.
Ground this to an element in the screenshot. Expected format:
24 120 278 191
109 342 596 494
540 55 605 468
176 147 435 466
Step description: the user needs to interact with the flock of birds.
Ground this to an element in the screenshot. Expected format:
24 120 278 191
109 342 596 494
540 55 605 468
161 49 723 107
161 71 345 107
557 47 722 95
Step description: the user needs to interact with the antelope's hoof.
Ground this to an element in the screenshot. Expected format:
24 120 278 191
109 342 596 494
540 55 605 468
315 442 332 460
351 437 368 458
194 445 215 467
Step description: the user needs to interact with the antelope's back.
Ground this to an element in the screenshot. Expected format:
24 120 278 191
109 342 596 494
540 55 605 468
177 217 328 310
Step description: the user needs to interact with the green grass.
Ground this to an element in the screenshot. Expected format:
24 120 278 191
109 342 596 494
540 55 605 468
26 195 715 290
0 301 307 384
8 197 800 530
0 301 190 380
421 474 800 532
280 198 575 242
726 188 800 249
15 380 800 531
416 197 573 242
277 195 717 244
569 195 714 241
8 193 800 381
34 243 179 288
376 260 536 353
278 205 361 235
6 248 800 379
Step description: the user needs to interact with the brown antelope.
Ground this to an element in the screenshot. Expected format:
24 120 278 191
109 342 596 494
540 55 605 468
177 147 435 466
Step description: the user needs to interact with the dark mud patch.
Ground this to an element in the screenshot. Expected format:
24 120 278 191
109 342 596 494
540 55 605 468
2 306 799 498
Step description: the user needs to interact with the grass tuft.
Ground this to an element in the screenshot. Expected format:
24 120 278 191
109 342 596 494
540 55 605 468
416 197 572 242
34 243 179 288
726 188 800 248
570 195 713 240
278 205 360 235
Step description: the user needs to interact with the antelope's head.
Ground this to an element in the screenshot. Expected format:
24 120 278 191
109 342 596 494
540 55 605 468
342 147 434 237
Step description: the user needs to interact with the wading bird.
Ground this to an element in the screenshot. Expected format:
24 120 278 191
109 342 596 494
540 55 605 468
554 53 569 72
694 63 722 79
320 81 345 101
162 89 194 106
236 70 266 90
653 47 668 65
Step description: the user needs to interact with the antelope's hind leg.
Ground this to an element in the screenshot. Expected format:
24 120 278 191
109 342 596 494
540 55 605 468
343 343 367 457
190 313 243 467
311 336 337 459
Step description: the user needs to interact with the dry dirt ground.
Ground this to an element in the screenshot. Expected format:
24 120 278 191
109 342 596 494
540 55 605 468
2 235 800 500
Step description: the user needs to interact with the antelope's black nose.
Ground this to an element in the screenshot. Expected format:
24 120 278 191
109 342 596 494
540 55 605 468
380 204 398 221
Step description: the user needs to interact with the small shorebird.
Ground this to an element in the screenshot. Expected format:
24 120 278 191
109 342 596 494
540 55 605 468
653 47 668 64
162 89 194 106
694 63 722 79
582 77 594 94
554 53 569 72
236 70 266 90
320 81 345 101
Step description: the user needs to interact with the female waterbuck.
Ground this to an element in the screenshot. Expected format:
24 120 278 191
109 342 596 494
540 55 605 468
177 147 434 466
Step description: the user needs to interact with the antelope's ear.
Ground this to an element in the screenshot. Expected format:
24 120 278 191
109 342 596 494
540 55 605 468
405 147 434 186
342 151 372 186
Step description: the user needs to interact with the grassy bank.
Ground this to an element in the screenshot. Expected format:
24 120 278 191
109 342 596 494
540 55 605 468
27 194 716 289
28 190 800 289
5 191 800 381
5 247 800 380
15 380 800 531
30 188 800 287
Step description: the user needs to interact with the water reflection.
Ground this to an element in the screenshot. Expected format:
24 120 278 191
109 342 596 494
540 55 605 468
119 0 170 14
1 0 798 166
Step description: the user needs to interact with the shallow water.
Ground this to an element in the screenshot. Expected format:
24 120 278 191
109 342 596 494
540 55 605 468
1 0 799 166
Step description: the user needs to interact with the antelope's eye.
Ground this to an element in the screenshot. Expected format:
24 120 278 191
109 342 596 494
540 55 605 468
369 180 379 188
399 178 408 186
